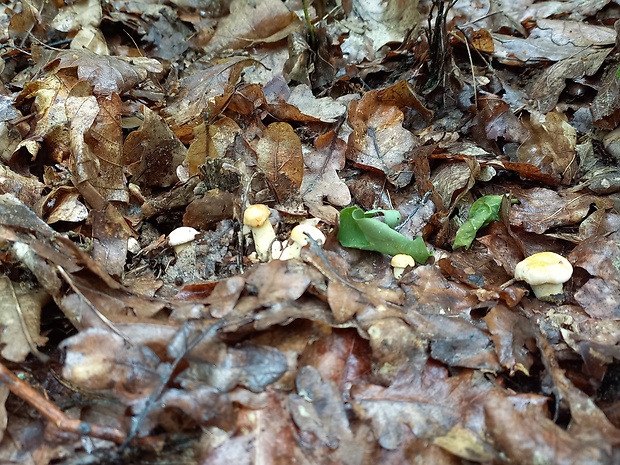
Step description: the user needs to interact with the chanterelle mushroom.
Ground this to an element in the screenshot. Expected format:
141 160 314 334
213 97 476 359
514 251 573 301
243 204 276 262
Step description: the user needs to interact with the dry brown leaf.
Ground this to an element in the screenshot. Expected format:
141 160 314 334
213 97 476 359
509 186 611 234
483 305 535 374
183 189 236 230
36 186 88 223
14 74 74 164
205 276 246 318
301 131 351 224
289 366 355 453
90 204 130 277
162 57 256 139
245 260 311 308
0 385 7 443
255 122 304 205
185 343 287 393
48 50 162 95
197 390 312 464
346 91 418 187
86 93 127 202
351 360 495 451
376 80 433 122
570 230 620 319
0 277 49 362
184 118 242 177
591 64 620 129
483 392 609 465
470 95 528 154
517 111 577 184
202 0 297 56
123 105 187 188
285 84 347 123
61 328 161 399
345 0 420 51
0 165 44 210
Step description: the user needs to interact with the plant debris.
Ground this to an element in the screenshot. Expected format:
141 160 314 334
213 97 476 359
0 0 620 463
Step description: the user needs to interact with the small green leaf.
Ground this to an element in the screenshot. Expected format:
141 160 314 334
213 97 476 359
452 194 504 250
337 206 431 263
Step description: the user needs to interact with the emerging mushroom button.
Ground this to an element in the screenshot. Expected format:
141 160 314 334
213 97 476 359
514 251 573 301
168 227 199 254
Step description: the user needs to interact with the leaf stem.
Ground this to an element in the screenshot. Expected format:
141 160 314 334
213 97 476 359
302 0 316 48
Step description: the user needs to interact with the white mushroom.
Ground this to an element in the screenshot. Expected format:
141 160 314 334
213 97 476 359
391 254 415 279
279 224 326 260
514 251 573 301
168 227 199 254
127 237 141 254
243 204 276 262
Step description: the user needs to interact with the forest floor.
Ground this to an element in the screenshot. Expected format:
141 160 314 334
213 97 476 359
0 0 620 464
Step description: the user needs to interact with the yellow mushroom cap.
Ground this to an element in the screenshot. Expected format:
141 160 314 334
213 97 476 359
391 254 416 269
243 204 271 228
514 252 573 286
290 224 326 246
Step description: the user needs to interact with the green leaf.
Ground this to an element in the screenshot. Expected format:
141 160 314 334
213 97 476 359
452 194 504 250
337 206 431 263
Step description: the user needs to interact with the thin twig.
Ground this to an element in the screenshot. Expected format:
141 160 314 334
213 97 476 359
120 320 227 451
0 362 126 444
56 265 134 345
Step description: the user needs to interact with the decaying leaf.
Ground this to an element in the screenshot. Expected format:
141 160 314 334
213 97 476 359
255 122 304 206
351 360 494 450
162 56 257 138
517 111 577 184
202 0 299 56
301 131 351 223
47 49 162 95
123 105 187 187
346 90 418 187
2 0 620 462
0 277 49 362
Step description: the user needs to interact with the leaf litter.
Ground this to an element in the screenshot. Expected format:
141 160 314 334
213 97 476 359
0 0 620 463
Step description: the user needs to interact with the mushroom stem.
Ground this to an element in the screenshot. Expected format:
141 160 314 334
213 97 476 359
530 283 563 300
243 204 276 262
251 221 276 261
